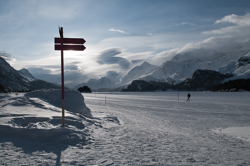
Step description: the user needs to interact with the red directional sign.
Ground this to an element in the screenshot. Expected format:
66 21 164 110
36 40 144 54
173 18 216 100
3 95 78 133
54 38 86 44
55 44 86 51
54 37 86 51
54 27 86 127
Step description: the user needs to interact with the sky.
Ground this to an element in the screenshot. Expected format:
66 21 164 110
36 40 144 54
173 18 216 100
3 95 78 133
1 0 250 88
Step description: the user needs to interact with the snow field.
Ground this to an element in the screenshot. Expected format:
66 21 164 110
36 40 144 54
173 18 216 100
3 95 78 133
0 91 250 165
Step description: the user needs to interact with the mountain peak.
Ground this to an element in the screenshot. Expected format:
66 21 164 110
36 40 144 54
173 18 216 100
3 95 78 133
141 61 150 66
116 61 158 87
18 68 37 81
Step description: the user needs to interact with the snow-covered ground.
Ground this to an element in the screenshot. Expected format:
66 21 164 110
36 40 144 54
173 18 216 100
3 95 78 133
1 90 250 165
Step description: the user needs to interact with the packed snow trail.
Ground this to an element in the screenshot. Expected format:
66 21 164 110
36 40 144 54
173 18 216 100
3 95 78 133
82 92 250 165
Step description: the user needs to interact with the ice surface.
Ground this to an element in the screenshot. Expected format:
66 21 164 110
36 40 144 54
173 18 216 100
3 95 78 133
82 92 250 165
0 91 250 165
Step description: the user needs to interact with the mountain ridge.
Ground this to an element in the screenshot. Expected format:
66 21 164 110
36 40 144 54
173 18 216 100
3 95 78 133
0 56 60 92
138 40 250 85
74 40 250 91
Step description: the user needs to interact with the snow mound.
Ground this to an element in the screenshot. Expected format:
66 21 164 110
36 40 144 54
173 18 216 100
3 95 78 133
25 89 91 115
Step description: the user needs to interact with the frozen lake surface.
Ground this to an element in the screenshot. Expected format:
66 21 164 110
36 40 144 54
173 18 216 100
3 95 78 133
0 91 250 165
83 92 250 165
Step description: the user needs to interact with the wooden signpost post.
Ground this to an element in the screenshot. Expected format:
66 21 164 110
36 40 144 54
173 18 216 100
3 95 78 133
54 27 86 126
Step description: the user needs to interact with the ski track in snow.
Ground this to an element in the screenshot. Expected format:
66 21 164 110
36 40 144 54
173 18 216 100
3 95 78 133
0 92 250 165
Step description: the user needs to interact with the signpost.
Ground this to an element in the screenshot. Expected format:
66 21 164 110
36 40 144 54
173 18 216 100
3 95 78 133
54 27 86 126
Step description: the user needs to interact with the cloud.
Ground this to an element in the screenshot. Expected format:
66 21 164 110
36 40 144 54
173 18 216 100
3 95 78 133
97 48 132 69
172 22 195 26
95 32 193 55
150 49 179 65
181 22 195 26
64 63 80 71
27 67 59 83
105 71 122 83
203 13 250 35
178 36 232 52
14 57 91 88
0 51 12 61
38 5 79 20
150 34 250 65
215 13 250 25
28 66 90 88
109 28 130 34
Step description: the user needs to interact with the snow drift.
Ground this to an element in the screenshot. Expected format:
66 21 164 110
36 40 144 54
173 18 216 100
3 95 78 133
25 89 91 115
0 91 94 165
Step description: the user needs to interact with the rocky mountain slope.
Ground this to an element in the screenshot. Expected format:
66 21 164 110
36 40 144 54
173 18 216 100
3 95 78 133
0 56 60 92
122 69 234 92
175 69 233 91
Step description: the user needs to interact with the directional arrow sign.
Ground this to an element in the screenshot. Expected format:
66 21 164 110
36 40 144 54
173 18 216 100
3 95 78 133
54 27 86 127
54 38 86 44
55 45 86 51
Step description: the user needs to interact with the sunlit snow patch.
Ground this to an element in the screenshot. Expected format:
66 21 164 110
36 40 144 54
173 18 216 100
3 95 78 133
213 126 250 142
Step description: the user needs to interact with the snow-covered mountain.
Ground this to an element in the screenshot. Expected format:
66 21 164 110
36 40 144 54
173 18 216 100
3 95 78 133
115 61 158 87
18 68 37 81
75 71 122 91
74 77 114 91
0 56 60 92
76 40 250 92
140 40 250 85
122 69 234 92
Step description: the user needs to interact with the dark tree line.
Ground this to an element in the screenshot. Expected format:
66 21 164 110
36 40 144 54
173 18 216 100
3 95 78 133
77 86 92 93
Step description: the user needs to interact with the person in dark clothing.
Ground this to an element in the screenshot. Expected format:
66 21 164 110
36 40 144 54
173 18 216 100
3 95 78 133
187 93 191 101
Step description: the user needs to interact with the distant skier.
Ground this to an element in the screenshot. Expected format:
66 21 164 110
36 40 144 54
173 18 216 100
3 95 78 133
187 93 191 101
